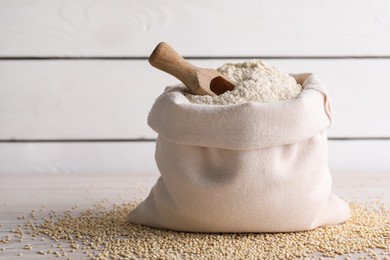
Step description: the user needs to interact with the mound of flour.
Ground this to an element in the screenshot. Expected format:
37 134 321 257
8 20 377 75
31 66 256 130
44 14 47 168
185 60 302 105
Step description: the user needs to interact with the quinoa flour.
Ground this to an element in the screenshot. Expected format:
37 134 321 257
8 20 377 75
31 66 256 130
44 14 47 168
185 60 302 105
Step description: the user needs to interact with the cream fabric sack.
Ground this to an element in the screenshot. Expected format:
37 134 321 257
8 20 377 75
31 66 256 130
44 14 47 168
127 73 350 233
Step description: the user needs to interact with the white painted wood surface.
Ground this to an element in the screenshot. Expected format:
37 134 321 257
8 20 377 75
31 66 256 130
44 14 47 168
0 0 390 56
1 59 389 140
0 1 389 258
0 170 389 259
1 141 389 174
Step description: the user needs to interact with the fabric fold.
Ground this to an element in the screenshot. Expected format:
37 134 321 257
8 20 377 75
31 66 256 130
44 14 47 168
148 74 333 150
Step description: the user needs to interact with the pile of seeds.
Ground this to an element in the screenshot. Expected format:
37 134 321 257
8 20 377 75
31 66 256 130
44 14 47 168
185 60 302 105
1 200 389 259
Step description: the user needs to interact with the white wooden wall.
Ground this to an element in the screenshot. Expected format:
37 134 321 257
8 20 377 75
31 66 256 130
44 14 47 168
0 0 390 174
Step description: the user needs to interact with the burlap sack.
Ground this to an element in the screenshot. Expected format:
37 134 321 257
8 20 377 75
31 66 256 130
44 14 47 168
127 73 350 232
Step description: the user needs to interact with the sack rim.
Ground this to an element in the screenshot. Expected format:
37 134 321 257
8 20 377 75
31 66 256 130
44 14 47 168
147 73 333 150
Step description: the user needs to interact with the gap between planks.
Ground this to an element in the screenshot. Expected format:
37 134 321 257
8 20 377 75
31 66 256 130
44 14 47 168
1 56 390 60
1 137 390 142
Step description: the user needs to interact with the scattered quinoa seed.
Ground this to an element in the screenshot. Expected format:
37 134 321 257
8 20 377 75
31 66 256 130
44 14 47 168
1 199 389 259
23 244 32 250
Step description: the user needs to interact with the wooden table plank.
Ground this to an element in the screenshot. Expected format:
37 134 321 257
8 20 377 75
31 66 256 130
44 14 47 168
2 141 390 175
1 59 390 139
0 0 390 56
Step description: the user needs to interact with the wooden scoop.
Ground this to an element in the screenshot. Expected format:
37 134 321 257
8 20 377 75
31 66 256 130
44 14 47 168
149 42 235 96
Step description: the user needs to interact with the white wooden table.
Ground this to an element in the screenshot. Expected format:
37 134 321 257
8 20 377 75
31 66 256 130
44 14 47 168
0 170 389 259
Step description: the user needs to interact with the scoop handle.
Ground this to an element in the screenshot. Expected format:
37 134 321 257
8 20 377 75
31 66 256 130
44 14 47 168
149 42 196 84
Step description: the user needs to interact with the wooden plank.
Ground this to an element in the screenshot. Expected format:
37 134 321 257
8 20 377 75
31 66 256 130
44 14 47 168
0 0 390 56
328 140 390 172
0 59 389 139
1 141 390 174
0 142 159 175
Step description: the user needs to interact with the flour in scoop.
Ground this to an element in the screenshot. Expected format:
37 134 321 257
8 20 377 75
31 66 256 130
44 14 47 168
185 60 302 105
